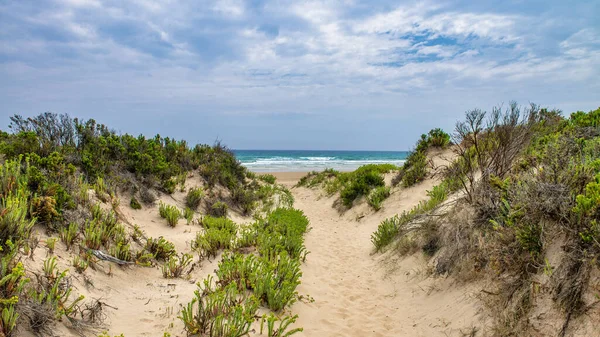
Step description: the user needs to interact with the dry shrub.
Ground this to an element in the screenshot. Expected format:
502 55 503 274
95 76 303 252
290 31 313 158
139 186 156 205
21 300 55 336
394 236 419 256
551 251 593 336
432 203 486 279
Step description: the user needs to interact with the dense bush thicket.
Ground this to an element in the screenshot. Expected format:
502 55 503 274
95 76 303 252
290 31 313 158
1 113 254 196
373 104 600 336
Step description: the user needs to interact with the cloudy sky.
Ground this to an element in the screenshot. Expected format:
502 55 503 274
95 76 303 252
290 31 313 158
1 0 599 150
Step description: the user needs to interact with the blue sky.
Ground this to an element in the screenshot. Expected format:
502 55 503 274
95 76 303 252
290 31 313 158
1 0 599 150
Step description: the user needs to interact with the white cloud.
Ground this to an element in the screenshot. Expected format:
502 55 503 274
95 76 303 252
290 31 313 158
1 0 599 150
213 0 245 18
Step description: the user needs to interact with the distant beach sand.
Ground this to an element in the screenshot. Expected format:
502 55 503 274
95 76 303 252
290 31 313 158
270 171 309 184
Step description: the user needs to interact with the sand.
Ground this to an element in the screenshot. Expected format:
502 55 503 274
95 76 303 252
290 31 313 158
286 151 484 336
24 152 487 336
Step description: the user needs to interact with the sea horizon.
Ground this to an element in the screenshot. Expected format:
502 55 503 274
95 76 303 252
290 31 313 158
233 149 409 172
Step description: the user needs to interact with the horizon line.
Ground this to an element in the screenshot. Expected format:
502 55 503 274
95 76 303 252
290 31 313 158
232 149 411 152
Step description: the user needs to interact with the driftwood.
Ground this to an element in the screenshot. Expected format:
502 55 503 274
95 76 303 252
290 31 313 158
89 249 133 265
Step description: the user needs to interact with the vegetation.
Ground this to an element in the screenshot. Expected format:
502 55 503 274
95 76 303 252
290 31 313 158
180 208 308 335
185 187 204 210
367 186 391 211
0 112 300 335
258 174 277 184
373 103 600 336
392 128 451 187
297 164 398 209
158 202 181 227
129 196 142 210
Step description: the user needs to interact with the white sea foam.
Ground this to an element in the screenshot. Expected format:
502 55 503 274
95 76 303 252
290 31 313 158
242 159 406 172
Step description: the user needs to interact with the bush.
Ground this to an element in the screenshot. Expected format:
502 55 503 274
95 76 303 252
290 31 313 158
139 187 156 205
401 151 428 187
339 168 386 207
250 253 301 311
159 202 181 227
207 200 228 217
31 196 60 225
162 253 193 278
427 128 451 148
130 196 142 210
186 187 204 210
296 169 340 188
231 186 257 215
193 216 238 258
371 215 402 252
59 222 79 251
145 237 176 261
258 174 276 184
367 186 391 210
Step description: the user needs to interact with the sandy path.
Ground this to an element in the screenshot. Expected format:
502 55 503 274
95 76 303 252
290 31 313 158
286 182 482 337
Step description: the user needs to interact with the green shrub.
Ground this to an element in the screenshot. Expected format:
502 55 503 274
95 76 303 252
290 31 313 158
231 186 257 215
72 254 89 273
193 216 238 258
145 237 176 261
371 181 450 252
298 165 396 208
208 200 228 217
59 222 79 251
30 257 85 321
45 237 57 254
368 186 391 210
159 202 181 227
257 208 309 260
296 169 340 188
130 196 142 210
259 174 277 184
340 170 385 207
186 187 204 210
0 161 35 249
260 313 303 337
179 280 258 336
371 215 401 252
183 207 194 224
162 253 193 278
401 151 428 187
569 107 600 128
110 241 133 262
427 128 451 148
250 253 302 312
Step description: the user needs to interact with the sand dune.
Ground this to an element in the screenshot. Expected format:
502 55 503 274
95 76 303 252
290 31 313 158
24 157 487 337
274 156 484 337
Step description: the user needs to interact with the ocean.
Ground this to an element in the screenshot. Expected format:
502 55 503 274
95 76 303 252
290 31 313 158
233 150 409 172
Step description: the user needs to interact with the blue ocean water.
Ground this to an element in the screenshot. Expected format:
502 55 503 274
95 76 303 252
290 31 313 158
233 150 409 172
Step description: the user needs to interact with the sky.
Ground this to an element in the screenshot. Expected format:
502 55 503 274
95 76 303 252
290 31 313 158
1 0 599 150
